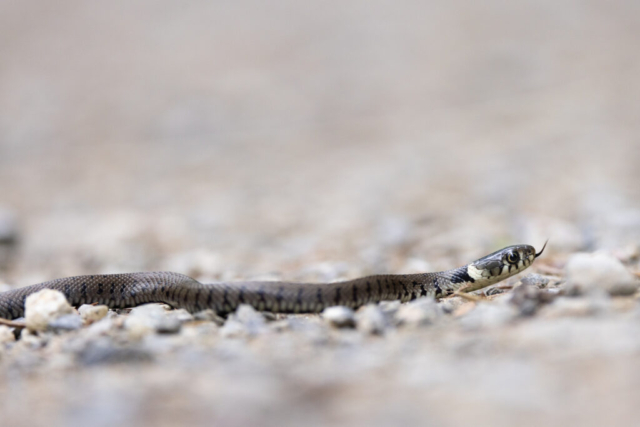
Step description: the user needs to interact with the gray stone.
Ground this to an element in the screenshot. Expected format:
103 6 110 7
48 313 84 331
565 252 639 296
509 284 556 316
322 306 356 329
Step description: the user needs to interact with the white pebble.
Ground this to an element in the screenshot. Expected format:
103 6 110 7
322 306 356 329
79 305 109 323
25 289 75 332
565 252 639 296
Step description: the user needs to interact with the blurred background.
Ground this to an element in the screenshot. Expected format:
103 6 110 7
1 1 639 427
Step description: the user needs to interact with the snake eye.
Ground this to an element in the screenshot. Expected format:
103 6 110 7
506 252 519 264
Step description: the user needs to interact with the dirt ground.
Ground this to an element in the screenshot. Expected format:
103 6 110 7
1 1 639 427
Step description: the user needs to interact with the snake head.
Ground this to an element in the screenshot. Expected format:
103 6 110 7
470 243 543 281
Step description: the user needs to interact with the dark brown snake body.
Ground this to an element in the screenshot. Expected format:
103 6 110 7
0 244 545 320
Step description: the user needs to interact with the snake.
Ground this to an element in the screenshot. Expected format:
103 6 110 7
0 243 545 320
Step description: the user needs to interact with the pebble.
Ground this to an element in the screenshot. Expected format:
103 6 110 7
124 304 182 338
48 313 84 331
356 304 388 335
78 305 109 323
395 297 441 327
509 284 556 316
0 325 15 344
25 289 76 332
322 306 356 329
565 252 639 296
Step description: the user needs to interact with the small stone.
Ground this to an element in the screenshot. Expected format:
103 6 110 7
322 306 356 329
25 289 75 332
484 287 506 296
0 325 15 344
509 284 556 316
356 304 388 335
395 297 441 327
78 305 109 323
48 313 84 331
565 252 639 296
125 304 182 338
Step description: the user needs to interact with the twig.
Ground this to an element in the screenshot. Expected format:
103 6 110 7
0 318 26 329
453 291 483 302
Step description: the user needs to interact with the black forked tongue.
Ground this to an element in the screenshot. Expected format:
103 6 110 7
535 240 549 258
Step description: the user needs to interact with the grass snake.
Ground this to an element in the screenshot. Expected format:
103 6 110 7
0 243 545 320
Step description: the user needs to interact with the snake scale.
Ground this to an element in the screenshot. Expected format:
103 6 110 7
0 244 545 320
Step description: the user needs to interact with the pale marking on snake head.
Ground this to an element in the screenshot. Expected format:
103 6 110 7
467 264 484 282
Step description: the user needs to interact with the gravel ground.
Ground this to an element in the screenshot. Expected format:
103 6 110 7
1 1 640 427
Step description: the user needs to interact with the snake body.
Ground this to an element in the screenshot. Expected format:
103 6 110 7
0 244 544 320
